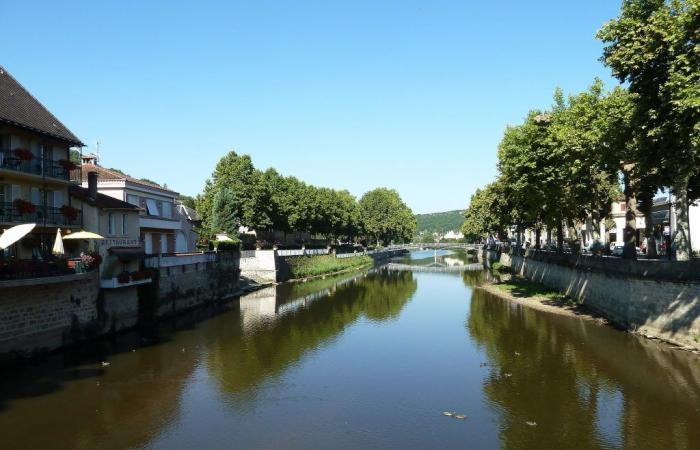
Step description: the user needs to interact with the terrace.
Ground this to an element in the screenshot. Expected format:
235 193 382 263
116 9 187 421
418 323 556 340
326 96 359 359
0 149 82 183
0 201 83 227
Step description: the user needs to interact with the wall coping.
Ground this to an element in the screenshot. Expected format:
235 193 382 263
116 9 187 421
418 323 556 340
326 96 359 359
518 250 700 282
0 271 97 289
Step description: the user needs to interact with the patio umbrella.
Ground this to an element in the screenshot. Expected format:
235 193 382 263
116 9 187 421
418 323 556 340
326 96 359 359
62 231 105 240
63 230 104 252
52 228 65 256
0 223 36 250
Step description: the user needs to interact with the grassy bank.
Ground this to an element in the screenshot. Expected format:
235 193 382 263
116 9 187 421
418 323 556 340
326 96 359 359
490 276 571 304
286 255 373 279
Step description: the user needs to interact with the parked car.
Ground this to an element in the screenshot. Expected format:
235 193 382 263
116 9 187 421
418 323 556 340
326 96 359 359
611 245 624 257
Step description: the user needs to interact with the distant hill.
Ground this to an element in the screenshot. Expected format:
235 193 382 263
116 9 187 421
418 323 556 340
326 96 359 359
415 210 465 234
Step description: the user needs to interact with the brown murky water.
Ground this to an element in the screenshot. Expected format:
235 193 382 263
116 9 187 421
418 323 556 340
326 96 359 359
1 254 699 449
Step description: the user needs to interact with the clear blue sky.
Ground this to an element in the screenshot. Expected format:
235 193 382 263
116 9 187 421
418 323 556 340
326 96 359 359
3 0 621 213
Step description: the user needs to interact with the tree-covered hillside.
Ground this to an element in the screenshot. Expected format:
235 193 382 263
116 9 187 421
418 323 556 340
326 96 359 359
415 210 465 234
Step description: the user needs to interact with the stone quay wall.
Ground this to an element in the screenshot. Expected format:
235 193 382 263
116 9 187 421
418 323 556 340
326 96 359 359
147 252 241 320
506 251 700 348
0 272 100 357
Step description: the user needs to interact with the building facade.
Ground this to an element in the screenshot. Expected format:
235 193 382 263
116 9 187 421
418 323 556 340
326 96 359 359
80 157 196 254
0 66 84 260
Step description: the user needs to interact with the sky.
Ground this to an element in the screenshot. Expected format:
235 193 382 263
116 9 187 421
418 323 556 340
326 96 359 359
3 0 621 214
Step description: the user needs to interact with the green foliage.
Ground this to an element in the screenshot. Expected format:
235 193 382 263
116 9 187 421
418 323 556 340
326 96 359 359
415 210 465 234
493 277 570 303
359 188 416 246
461 181 512 242
598 0 699 258
197 152 377 243
212 187 240 237
215 240 240 252
286 255 373 279
178 195 196 210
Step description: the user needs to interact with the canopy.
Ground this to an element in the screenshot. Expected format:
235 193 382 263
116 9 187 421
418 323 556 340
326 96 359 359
63 230 104 240
109 247 145 259
52 228 65 256
0 223 36 250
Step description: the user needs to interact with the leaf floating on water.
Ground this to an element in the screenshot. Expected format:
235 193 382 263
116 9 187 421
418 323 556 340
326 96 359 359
504 373 512 377
526 421 537 427
514 352 521 356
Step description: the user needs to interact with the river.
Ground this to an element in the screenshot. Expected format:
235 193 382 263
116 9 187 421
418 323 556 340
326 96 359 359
1 251 699 449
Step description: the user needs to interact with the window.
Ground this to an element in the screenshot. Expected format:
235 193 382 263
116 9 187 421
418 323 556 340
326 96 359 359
108 213 115 235
145 198 159 216
127 194 139 206
122 214 128 235
162 201 172 219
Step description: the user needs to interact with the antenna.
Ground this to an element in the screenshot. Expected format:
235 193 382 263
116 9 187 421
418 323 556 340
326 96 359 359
95 140 101 165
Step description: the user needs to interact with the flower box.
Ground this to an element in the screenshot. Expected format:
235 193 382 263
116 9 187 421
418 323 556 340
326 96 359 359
13 148 34 161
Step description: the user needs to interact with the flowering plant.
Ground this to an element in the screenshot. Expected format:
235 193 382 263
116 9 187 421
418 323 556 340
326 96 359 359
80 251 103 269
13 198 36 215
13 148 34 161
60 205 79 221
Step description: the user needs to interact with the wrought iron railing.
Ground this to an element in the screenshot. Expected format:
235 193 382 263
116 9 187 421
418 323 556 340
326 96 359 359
0 202 82 226
0 149 79 182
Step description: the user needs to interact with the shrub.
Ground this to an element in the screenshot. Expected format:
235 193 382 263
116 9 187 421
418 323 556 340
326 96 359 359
215 240 239 252
287 254 373 279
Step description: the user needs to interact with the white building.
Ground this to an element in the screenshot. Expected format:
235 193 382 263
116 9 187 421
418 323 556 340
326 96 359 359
80 156 197 254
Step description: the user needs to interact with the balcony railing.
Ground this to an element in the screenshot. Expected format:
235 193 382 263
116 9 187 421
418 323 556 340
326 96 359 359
0 202 83 226
0 149 79 182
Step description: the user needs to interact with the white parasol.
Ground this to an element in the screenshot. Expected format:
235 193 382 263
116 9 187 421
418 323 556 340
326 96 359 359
0 223 36 250
52 228 65 256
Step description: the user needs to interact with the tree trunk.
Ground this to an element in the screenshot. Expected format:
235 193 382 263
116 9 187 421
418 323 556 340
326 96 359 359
638 191 658 259
547 228 552 249
535 227 541 250
673 175 692 261
556 221 564 254
622 165 638 260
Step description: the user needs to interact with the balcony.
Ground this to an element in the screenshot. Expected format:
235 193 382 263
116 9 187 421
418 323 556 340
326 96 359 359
0 201 83 227
0 149 80 182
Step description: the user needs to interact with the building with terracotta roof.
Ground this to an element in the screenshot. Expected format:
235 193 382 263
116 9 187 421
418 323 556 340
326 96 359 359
0 65 84 260
80 155 197 254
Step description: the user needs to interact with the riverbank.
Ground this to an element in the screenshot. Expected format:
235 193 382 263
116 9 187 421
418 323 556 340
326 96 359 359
285 254 373 279
478 276 700 355
477 276 610 325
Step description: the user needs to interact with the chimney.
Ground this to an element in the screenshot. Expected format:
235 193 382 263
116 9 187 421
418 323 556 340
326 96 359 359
88 171 98 200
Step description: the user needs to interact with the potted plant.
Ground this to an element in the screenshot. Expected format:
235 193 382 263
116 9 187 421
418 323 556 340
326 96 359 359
80 251 103 271
13 198 36 215
13 148 34 161
60 205 79 221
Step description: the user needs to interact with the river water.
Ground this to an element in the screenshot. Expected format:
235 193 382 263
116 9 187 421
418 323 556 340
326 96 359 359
1 251 699 449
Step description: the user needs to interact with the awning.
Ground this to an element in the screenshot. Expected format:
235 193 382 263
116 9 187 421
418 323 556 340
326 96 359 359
108 247 145 259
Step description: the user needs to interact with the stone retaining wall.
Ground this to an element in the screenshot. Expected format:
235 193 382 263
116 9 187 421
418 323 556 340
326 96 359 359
153 252 241 318
0 272 100 356
508 252 700 348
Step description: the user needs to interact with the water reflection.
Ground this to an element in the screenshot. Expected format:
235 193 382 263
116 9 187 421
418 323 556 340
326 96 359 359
1 260 699 450
467 289 700 449
205 270 418 407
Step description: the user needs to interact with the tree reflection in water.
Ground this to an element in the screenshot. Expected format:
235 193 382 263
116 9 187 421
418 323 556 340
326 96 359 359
205 270 418 408
467 289 700 450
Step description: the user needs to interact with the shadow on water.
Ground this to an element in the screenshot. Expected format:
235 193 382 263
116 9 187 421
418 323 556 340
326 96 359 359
467 288 700 449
